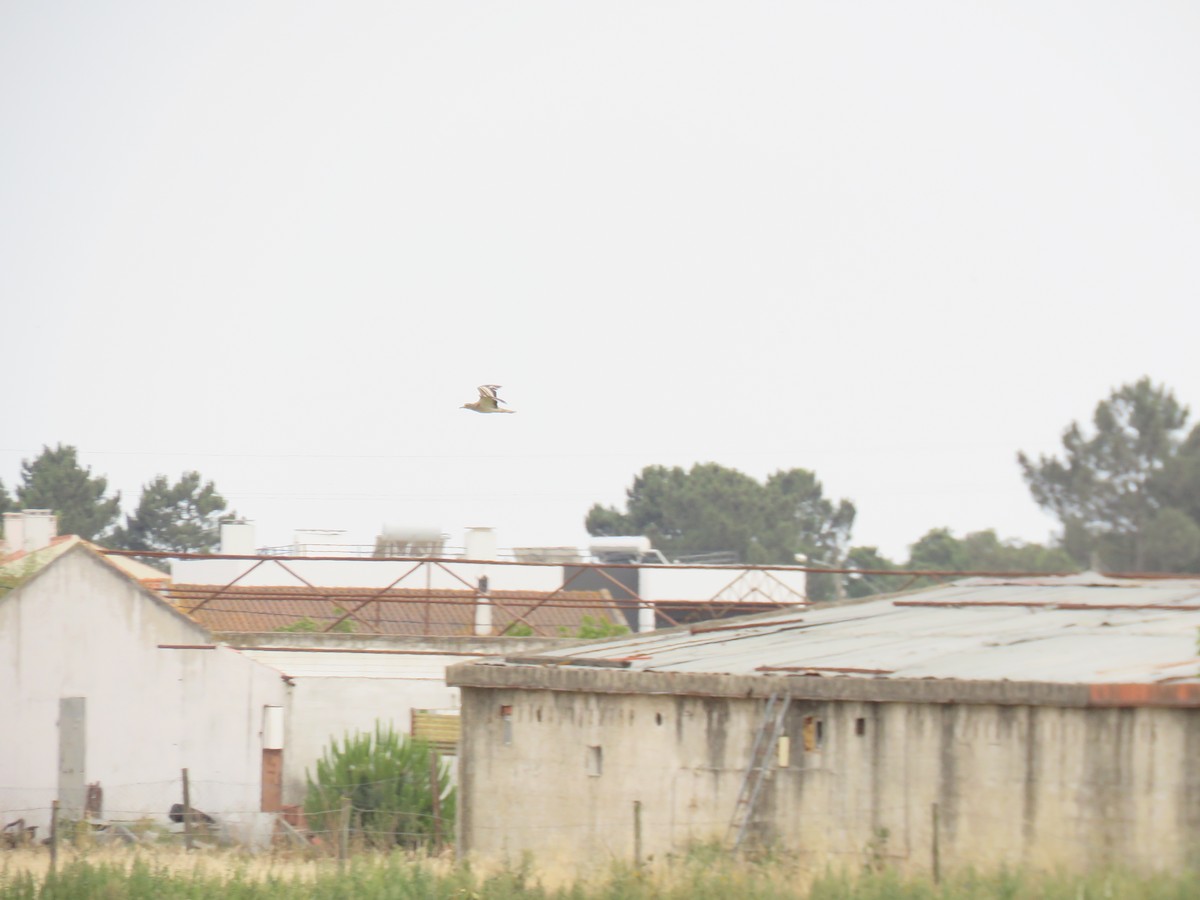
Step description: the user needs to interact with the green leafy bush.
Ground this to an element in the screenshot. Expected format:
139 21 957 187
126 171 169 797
304 722 454 851
560 614 631 639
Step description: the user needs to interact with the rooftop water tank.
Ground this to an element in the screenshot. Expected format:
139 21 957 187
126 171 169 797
588 536 656 562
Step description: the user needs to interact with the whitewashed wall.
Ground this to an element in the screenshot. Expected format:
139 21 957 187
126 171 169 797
0 546 288 832
233 647 466 803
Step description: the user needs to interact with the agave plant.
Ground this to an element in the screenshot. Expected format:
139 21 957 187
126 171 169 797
304 722 455 851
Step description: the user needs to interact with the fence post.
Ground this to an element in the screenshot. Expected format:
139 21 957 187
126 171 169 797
49 799 59 872
339 796 352 866
429 751 443 851
633 800 643 869
182 768 194 851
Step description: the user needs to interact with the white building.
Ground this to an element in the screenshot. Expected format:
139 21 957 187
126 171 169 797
0 543 565 835
0 543 286 835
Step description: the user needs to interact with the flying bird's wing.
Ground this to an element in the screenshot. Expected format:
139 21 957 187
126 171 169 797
463 384 514 413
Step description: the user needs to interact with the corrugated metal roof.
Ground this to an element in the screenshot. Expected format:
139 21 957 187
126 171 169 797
492 574 1200 685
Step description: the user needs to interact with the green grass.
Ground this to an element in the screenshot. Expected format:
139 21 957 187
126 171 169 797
2 852 1199 900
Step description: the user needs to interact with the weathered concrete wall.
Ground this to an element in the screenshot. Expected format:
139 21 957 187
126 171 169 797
455 677 1200 873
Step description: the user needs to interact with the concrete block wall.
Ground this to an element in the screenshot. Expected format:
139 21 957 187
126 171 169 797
456 683 1200 874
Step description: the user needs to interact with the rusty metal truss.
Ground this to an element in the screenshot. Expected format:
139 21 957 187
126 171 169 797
100 549 1055 637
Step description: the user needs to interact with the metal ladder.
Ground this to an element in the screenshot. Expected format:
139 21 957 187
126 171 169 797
727 691 792 850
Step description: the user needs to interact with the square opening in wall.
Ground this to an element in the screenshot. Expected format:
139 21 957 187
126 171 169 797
803 716 824 752
855 717 866 736
586 745 603 777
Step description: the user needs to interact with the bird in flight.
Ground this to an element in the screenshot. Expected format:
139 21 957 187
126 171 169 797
461 384 516 413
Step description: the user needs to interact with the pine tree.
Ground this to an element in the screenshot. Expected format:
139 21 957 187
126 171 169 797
109 471 231 554
16 444 121 540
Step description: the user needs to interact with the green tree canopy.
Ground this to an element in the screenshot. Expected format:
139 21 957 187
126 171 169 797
843 545 899 599
15 444 121 540
1154 423 1200 526
1018 378 1192 570
907 528 1075 575
0 480 12 518
585 462 856 599
109 471 231 554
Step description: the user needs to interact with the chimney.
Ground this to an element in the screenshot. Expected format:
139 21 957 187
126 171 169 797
220 520 257 555
2 512 22 556
464 526 497 561
3 510 57 555
473 574 493 636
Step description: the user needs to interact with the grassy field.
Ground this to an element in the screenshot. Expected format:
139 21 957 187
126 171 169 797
2 847 1199 899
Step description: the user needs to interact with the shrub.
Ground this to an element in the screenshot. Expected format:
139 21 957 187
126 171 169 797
559 615 630 639
304 722 454 851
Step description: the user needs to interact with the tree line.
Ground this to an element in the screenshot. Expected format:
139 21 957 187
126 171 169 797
0 444 231 554
5 378 1197 598
588 377 1200 600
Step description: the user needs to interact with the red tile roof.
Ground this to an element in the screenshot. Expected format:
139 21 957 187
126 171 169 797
161 584 624 637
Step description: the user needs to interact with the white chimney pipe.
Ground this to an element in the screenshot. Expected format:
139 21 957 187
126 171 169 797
3 510 57 554
22 510 57 551
473 575 493 636
3 513 22 555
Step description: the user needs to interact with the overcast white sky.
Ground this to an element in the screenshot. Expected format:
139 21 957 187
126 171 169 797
2 2 1198 559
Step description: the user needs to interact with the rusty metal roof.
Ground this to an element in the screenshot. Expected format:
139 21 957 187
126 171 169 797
491 573 1200 686
161 583 622 637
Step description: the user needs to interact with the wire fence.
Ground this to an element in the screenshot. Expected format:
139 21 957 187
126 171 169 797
2 765 1179 868
0 769 456 857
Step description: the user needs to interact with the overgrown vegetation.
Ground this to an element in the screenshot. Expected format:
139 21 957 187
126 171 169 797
559 614 630 639
303 722 453 851
0 557 37 599
1 850 1198 899
276 607 355 633
500 615 630 638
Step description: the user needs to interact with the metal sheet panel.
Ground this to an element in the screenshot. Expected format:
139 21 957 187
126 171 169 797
496 574 1200 686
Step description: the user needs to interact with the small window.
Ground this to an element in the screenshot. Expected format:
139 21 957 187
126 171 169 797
803 716 823 752
655 713 663 726
501 705 513 745
586 745 603 777
855 717 866 737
